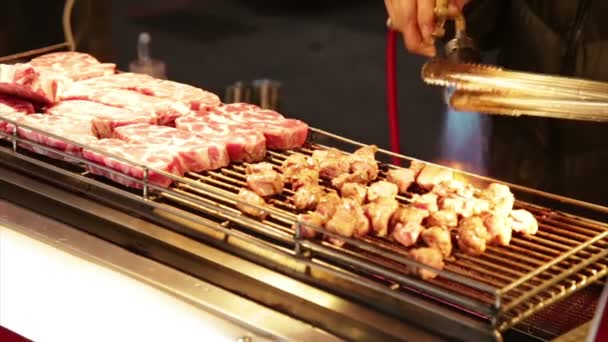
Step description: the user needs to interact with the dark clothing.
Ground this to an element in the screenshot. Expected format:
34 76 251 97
463 0 608 205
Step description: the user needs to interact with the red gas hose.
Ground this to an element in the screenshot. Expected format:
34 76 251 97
386 29 401 166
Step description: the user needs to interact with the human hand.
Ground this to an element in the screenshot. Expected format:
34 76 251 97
385 0 471 57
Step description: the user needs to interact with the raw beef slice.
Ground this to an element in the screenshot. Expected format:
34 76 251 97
175 114 267 162
60 86 190 125
113 123 230 173
46 100 157 139
15 114 98 162
0 63 64 104
29 52 116 81
199 103 309 150
71 72 221 110
83 139 183 189
0 95 35 136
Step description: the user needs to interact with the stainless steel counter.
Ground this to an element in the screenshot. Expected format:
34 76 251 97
0 199 342 342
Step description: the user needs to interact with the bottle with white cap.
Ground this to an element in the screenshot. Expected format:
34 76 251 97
128 32 167 79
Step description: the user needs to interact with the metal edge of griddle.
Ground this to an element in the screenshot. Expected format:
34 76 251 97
0 199 340 342
0 152 478 342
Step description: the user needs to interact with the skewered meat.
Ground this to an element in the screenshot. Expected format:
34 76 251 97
315 192 342 220
391 206 429 247
367 181 399 202
326 199 368 238
331 171 368 188
292 168 320 191
245 162 284 197
312 148 350 179
386 168 416 194
293 212 325 238
409 247 445 280
438 195 465 214
426 209 459 229
460 197 491 218
393 222 425 247
391 206 430 226
364 198 399 237
236 188 268 219
421 227 453 258
482 212 512 246
340 182 367 204
481 183 515 216
509 209 538 235
348 145 379 182
293 184 324 211
416 164 454 191
412 193 439 212
281 154 317 184
457 216 490 256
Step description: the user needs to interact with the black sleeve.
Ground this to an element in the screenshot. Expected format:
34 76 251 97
461 0 509 51
442 0 509 51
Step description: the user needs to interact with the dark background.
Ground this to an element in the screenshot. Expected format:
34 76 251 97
1 0 489 173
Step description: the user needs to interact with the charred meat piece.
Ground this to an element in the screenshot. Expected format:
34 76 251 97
340 182 367 204
480 183 515 216
236 188 268 219
349 145 379 182
482 212 512 246
246 162 284 197
386 168 416 194
281 154 316 183
364 198 399 237
460 197 490 218
416 164 454 191
409 247 445 280
421 227 453 258
392 221 425 247
326 199 369 238
293 184 324 211
426 209 459 229
293 212 326 238
509 209 538 235
315 192 342 220
367 180 399 202
457 216 490 256
331 171 368 188
391 206 430 226
292 168 320 190
312 148 350 179
412 193 439 212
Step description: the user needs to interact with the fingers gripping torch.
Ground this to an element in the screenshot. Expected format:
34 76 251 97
385 0 480 165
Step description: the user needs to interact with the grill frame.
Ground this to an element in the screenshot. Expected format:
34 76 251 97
0 116 606 341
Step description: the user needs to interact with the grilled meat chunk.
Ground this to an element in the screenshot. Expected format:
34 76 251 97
331 171 369 188
391 206 430 226
326 199 369 238
426 209 459 229
509 209 538 235
349 145 379 182
312 148 350 179
246 162 284 197
457 216 490 256
409 247 445 280
482 211 512 246
438 195 465 214
364 198 399 237
386 167 416 194
460 197 490 218
367 181 398 202
433 179 474 198
281 153 317 183
293 184 324 211
293 212 326 238
480 183 515 216
315 192 342 220
393 221 425 247
421 227 453 258
340 182 367 204
416 164 454 191
412 192 439 212
236 188 268 219
292 168 320 190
